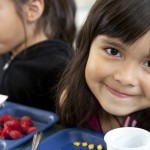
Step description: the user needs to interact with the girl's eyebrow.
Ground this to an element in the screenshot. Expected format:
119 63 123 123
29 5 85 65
101 38 126 50
103 39 150 57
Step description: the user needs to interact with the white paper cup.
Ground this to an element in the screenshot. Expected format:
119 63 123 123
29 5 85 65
104 127 150 150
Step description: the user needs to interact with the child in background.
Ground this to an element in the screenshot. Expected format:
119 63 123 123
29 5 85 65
0 0 76 111
56 0 150 133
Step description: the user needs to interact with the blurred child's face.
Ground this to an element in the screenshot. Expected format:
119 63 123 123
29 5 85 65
85 31 150 116
0 0 25 54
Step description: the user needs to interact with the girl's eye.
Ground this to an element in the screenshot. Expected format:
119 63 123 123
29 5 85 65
105 48 121 57
144 61 150 68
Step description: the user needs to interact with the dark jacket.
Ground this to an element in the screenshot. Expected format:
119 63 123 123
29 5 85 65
0 39 69 111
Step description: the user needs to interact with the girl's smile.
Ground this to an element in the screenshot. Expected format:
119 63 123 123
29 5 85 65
85 32 150 116
105 84 136 98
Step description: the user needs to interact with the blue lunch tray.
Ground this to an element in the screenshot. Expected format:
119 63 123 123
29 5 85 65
0 102 58 150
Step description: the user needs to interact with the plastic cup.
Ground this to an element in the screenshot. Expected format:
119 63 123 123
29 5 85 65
104 127 150 150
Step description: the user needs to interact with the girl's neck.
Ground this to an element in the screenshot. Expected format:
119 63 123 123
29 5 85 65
11 31 48 58
99 111 126 133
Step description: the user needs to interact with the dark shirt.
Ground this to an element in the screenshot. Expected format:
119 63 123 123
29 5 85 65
0 39 69 111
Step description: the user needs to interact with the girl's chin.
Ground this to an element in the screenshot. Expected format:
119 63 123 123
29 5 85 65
103 107 132 116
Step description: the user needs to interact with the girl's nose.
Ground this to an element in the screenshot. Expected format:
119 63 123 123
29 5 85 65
113 63 139 86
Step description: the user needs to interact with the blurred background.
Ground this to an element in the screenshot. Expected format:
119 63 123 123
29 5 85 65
75 0 96 29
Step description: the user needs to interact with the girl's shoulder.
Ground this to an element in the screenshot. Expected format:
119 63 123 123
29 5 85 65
16 39 69 60
28 39 69 55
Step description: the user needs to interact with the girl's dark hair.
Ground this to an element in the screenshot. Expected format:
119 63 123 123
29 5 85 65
56 0 150 130
12 0 76 46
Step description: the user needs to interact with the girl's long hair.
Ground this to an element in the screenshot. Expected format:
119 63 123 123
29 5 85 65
57 0 150 129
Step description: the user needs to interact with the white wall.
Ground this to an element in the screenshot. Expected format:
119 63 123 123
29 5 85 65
75 0 96 29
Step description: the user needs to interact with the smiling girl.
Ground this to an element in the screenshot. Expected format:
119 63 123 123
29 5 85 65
56 0 150 133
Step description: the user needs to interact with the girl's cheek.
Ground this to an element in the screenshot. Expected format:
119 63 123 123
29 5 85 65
141 82 150 98
85 60 108 81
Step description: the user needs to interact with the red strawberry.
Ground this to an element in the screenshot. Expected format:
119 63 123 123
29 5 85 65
0 114 38 139
20 116 32 122
0 115 19 123
0 134 5 139
4 120 23 132
21 121 33 132
1 126 11 138
8 115 19 122
26 126 38 134
0 115 12 123
9 130 22 139
0 127 3 135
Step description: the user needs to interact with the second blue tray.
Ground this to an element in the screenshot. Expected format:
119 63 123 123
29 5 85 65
25 128 107 150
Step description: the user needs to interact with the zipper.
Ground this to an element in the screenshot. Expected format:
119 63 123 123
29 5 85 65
3 56 14 70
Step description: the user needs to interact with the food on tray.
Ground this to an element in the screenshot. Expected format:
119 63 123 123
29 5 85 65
73 141 103 149
0 114 38 139
88 144 94 149
26 126 38 134
73 142 80 146
82 142 88 146
97 144 103 150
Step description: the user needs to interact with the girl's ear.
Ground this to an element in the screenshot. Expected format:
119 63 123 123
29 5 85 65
24 0 44 22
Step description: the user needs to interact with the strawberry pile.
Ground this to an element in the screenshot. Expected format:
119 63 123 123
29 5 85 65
0 114 38 140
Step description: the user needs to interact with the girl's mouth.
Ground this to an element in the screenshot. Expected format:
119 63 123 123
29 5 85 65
105 84 135 98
